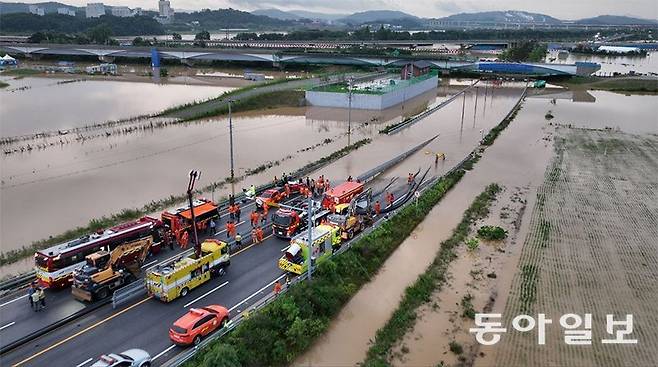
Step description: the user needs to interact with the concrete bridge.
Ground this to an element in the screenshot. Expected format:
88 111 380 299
0 43 600 76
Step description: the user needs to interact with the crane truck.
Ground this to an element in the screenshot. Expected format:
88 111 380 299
71 237 153 302
272 199 330 239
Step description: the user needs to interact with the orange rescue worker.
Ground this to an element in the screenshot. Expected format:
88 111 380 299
407 173 414 185
284 183 290 196
228 204 236 220
374 200 381 216
262 203 269 223
273 281 282 296
386 192 394 207
250 211 259 228
180 230 189 249
325 179 331 191
255 226 264 243
226 221 236 238
251 228 259 244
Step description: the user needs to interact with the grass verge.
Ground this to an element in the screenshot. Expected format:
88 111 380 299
159 78 304 116
177 89 305 122
362 183 502 366
0 138 371 267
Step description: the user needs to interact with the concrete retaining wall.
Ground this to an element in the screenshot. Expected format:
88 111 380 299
306 75 438 110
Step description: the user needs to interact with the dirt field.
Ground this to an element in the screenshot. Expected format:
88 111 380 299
477 129 658 367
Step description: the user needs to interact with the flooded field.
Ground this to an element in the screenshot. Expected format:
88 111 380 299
485 129 658 367
545 51 658 75
298 87 658 366
0 77 233 137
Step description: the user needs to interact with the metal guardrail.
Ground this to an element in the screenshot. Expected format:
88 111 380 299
386 80 480 135
112 281 147 309
0 271 36 292
160 84 530 367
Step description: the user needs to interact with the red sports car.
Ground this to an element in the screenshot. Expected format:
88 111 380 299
169 305 229 346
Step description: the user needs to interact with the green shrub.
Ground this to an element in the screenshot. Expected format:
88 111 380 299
477 225 508 241
449 341 463 355
465 237 480 251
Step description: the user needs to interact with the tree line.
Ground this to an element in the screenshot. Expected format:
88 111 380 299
234 27 617 41
1 13 164 36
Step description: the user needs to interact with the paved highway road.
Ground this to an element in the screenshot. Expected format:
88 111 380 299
0 179 410 367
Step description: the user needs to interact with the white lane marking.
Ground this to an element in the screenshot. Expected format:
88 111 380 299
0 294 28 308
183 281 229 308
0 322 16 331
229 274 286 313
280 245 290 252
75 357 93 367
141 260 158 269
152 344 176 361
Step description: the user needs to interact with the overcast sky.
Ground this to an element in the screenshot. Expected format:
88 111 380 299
17 0 658 20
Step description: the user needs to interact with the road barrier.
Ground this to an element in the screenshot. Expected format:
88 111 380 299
385 80 480 135
112 281 147 309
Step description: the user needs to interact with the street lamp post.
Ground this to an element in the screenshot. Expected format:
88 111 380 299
228 99 235 181
306 195 314 281
187 170 201 257
347 78 353 138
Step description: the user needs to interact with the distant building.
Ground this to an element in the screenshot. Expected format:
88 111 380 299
111 6 131 17
401 61 431 80
86 3 105 18
158 0 173 18
57 7 76 16
29 5 45 16
596 45 641 54
85 63 117 75
132 7 143 16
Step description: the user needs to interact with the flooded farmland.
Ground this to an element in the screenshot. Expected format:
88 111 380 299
0 77 234 137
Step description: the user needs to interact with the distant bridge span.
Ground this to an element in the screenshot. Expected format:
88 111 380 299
0 43 600 76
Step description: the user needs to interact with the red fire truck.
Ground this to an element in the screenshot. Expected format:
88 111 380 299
321 181 365 210
34 216 163 288
272 204 330 239
161 199 219 244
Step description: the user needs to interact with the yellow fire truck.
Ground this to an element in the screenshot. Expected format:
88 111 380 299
278 224 341 275
146 239 230 302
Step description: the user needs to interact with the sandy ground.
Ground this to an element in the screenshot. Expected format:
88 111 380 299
296 89 554 366
474 129 658 367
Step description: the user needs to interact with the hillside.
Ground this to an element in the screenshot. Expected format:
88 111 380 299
251 8 302 20
339 10 417 24
289 10 348 21
575 15 658 25
0 13 163 35
438 10 561 24
173 8 294 29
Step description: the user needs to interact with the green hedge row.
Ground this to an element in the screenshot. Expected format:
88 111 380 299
363 183 502 366
185 161 471 367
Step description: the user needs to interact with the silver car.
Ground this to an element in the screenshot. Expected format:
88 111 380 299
91 349 151 367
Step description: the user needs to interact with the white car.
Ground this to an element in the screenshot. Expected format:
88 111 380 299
91 349 151 367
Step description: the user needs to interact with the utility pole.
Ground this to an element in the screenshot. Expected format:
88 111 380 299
187 170 201 257
347 77 353 138
228 99 235 181
473 86 479 128
306 195 314 281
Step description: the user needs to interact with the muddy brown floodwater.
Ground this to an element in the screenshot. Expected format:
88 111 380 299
0 79 515 278
0 77 235 137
